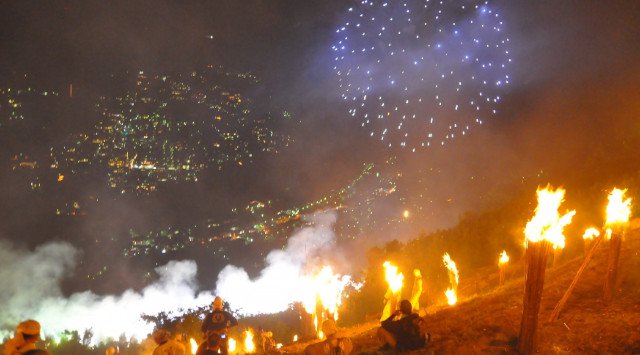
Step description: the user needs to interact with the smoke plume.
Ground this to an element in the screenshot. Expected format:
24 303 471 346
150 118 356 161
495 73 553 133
0 210 348 343
0 240 211 344
215 210 348 315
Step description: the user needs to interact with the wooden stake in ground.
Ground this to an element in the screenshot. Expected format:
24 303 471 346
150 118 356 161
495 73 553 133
601 188 632 302
603 230 623 302
517 185 575 355
518 240 552 355
548 233 604 322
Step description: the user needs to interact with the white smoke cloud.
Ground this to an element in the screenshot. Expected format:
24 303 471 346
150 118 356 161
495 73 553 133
0 240 212 344
0 210 348 344
215 210 349 315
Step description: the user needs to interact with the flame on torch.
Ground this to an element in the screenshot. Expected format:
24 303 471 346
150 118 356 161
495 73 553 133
301 265 352 337
293 334 298 342
524 186 576 249
499 250 510 265
443 253 459 305
582 227 600 240
498 250 509 287
605 188 632 230
380 261 404 320
189 338 198 354
383 261 404 293
228 337 236 353
244 329 255 354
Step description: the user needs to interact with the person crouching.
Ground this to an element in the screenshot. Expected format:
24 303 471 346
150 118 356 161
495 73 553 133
377 299 428 351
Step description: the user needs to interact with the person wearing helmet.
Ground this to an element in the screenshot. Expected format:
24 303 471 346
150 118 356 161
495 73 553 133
198 296 238 355
2 320 46 355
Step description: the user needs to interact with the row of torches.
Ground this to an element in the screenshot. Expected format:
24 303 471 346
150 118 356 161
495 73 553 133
380 185 633 355
186 186 631 354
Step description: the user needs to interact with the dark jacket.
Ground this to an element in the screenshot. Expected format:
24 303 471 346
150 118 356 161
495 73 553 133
201 310 238 333
381 313 426 351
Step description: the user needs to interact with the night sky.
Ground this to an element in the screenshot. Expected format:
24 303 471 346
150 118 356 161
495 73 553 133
1 0 640 342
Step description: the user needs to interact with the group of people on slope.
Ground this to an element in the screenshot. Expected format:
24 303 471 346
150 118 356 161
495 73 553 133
3 297 429 355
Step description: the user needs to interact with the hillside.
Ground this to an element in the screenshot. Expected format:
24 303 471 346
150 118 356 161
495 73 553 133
283 227 640 354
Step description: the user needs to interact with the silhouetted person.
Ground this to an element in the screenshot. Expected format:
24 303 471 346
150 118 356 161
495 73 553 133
377 299 428 351
198 296 238 355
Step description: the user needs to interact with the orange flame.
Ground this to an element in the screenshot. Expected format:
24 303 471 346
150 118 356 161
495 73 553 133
293 334 298 342
582 227 600 240
244 329 255 353
383 261 404 293
524 185 576 249
189 338 198 355
228 337 236 353
442 253 459 305
498 250 510 265
445 288 457 306
301 265 351 336
605 188 632 229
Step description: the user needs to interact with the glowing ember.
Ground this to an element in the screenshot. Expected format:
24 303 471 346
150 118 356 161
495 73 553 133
189 338 198 354
499 250 510 265
383 261 404 293
228 338 236 353
605 188 632 228
524 185 576 249
582 227 600 240
244 329 255 353
276 343 283 349
403 210 410 219
442 253 459 305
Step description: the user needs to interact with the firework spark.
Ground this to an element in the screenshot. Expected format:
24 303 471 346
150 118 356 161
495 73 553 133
333 0 512 150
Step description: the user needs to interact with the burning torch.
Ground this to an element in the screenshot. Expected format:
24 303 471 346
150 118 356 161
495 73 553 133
380 261 404 321
602 188 632 302
518 185 575 355
498 250 509 287
443 253 459 306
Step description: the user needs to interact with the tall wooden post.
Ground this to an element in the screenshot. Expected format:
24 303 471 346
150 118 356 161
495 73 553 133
499 264 506 287
603 230 623 302
518 240 551 355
